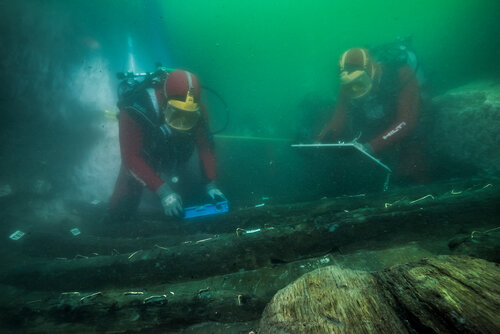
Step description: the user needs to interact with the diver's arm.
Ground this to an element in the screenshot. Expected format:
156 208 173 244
194 106 216 181
194 119 217 182
316 90 349 143
119 111 165 191
370 66 420 152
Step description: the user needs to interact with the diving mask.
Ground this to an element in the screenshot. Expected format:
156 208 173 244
164 90 200 131
340 70 373 99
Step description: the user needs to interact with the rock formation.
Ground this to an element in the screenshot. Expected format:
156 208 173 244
430 81 500 175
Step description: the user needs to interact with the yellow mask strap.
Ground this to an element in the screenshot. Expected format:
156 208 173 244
339 48 369 72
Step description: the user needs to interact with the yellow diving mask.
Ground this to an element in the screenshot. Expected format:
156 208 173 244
340 70 373 99
164 89 201 131
338 48 375 99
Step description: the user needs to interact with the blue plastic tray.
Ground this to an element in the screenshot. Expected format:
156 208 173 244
183 201 229 219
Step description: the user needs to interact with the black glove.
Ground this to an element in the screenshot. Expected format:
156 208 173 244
156 183 183 218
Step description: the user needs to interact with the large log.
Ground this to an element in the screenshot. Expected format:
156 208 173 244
377 256 500 333
260 256 500 333
1 179 498 291
1 179 499 292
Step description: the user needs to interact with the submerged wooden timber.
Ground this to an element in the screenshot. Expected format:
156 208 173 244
0 178 499 333
260 256 500 334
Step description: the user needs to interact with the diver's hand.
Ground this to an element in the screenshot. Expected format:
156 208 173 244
354 141 375 155
156 183 184 218
206 182 227 202
361 142 375 155
161 193 183 217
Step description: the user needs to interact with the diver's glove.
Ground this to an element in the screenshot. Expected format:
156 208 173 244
359 142 375 156
156 183 183 218
206 182 227 202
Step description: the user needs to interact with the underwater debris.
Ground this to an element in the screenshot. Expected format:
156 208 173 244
244 228 261 234
237 294 251 306
26 299 42 304
409 194 435 204
74 254 88 259
8 230 25 241
347 193 366 198
450 183 493 195
236 227 246 236
384 200 401 208
195 237 213 244
197 288 210 296
236 227 270 236
70 228 81 236
61 292 80 296
128 250 143 260
319 257 331 264
59 291 81 304
470 226 500 241
143 295 168 305
80 292 102 303
123 291 144 296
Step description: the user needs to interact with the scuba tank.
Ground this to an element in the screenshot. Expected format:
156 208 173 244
371 36 425 86
116 67 174 107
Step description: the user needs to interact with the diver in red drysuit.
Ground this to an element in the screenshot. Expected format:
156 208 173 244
110 69 226 220
317 48 427 182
